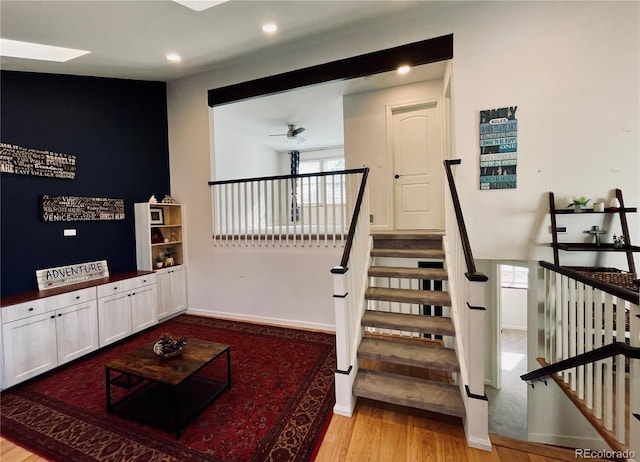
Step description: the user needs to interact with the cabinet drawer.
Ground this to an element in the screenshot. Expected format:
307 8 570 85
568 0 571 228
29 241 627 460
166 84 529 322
97 279 134 298
47 287 96 309
131 274 156 289
2 298 49 324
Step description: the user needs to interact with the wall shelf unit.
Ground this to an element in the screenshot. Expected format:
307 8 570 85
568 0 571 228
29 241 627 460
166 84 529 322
549 189 638 274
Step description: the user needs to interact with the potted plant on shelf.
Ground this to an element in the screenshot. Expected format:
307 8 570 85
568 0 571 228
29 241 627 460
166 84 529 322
568 196 590 212
155 254 164 269
164 247 175 267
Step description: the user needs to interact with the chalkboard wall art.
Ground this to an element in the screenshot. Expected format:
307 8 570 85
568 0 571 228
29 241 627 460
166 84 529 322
0 142 76 179
41 195 125 222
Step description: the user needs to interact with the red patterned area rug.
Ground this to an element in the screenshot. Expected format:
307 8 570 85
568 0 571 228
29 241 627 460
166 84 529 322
0 315 336 462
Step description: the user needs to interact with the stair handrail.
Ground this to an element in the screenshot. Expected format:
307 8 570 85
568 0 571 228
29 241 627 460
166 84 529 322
207 167 367 186
443 159 487 282
539 260 639 305
521 341 640 382
331 167 369 274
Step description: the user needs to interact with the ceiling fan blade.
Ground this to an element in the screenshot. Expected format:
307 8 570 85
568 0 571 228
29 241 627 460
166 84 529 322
296 135 306 142
292 127 305 135
269 133 287 137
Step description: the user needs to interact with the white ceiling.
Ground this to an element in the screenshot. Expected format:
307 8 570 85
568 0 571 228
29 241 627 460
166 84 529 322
1 0 449 152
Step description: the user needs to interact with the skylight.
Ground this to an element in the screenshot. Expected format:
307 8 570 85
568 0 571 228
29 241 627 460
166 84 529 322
0 39 90 62
172 0 229 12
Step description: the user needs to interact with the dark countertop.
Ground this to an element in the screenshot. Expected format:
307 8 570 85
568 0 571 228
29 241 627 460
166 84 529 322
1 270 155 308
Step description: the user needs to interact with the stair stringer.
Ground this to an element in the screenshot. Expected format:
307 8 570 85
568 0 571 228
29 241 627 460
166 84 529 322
442 234 492 451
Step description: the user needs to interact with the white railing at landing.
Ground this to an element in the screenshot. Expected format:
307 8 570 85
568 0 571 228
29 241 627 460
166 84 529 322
535 262 639 457
208 169 367 247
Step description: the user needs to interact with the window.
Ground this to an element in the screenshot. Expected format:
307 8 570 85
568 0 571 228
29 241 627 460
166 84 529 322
500 265 529 289
297 157 345 205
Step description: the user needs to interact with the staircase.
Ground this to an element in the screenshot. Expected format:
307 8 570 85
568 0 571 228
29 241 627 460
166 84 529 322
353 232 465 419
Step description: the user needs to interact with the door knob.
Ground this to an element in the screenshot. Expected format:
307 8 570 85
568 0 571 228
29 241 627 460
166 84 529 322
394 174 400 179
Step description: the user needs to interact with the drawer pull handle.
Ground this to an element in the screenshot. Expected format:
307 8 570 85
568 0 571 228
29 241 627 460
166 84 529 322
50 315 56 319
58 313 62 317
28 307 34 311
113 286 118 290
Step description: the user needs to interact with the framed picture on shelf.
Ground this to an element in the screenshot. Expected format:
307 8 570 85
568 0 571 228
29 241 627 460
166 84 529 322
149 207 164 225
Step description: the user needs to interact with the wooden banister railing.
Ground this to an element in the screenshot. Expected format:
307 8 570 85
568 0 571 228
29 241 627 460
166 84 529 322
442 159 491 450
522 342 640 382
444 159 488 282
331 168 369 273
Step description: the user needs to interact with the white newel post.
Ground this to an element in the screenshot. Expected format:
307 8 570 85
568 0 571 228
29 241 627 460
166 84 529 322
332 267 357 417
464 278 491 451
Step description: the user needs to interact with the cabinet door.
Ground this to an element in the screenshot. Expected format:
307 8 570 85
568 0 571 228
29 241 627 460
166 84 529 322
156 270 172 320
56 301 99 365
130 285 157 333
97 292 132 347
170 267 186 314
2 312 57 387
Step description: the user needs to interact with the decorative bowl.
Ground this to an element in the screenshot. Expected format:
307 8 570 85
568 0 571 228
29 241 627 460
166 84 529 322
153 333 187 358
153 341 183 358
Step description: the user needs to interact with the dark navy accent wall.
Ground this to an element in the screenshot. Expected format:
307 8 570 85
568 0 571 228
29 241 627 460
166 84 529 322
1 71 171 297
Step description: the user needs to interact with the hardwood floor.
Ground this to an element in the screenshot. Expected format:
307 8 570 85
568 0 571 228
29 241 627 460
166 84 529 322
313 398 607 462
1 399 607 462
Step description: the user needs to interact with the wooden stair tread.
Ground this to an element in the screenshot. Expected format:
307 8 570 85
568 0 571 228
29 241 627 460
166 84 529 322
368 266 448 280
354 368 465 418
365 287 451 306
358 336 459 372
371 248 445 259
362 310 455 336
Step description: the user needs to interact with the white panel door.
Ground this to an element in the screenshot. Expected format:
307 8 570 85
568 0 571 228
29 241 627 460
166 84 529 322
392 101 443 230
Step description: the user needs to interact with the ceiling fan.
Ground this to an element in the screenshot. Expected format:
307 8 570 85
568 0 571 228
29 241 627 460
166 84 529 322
269 124 306 142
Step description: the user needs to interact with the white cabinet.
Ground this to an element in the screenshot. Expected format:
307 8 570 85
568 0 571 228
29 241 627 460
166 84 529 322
55 300 99 365
156 266 186 320
2 287 99 388
97 274 157 347
135 202 187 317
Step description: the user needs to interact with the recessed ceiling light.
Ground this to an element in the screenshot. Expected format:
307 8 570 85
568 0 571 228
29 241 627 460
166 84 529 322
397 65 411 75
166 54 182 62
172 0 229 12
262 23 278 34
0 38 90 62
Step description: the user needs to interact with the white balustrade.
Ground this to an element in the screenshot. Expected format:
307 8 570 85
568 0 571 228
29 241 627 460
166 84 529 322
209 170 362 247
540 265 639 454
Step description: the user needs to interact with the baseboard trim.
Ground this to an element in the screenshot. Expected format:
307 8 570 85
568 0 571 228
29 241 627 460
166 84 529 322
186 308 335 333
527 432 612 454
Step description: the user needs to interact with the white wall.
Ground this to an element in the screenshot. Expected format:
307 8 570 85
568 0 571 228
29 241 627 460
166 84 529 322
167 2 638 445
213 107 280 180
344 80 444 230
166 1 639 328
500 288 527 330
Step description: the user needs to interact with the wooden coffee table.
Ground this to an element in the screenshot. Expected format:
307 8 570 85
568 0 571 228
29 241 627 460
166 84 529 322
105 338 231 438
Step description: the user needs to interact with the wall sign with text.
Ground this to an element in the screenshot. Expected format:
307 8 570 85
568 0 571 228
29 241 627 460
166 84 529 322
0 143 76 179
479 106 517 190
41 195 125 222
36 260 109 290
